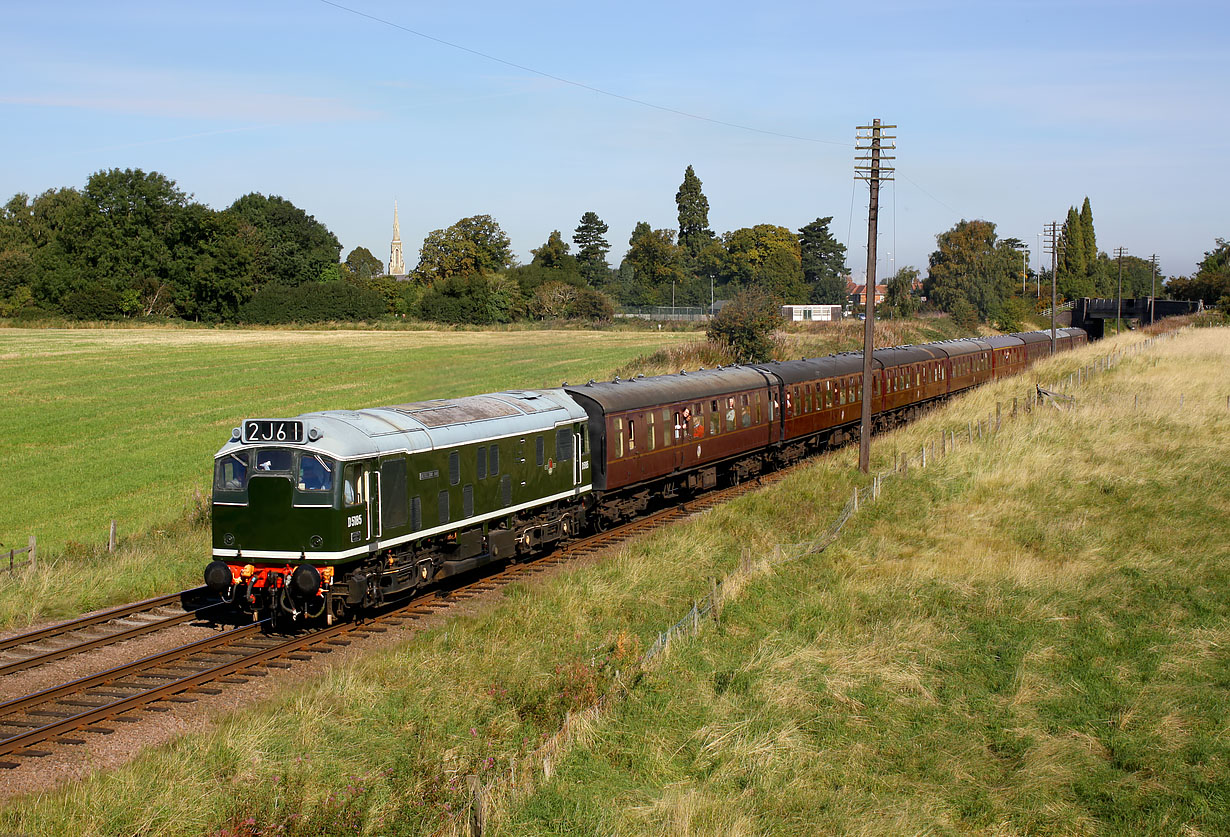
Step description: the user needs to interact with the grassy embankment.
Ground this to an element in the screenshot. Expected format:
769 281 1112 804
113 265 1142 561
0 327 691 628
1 325 1223 835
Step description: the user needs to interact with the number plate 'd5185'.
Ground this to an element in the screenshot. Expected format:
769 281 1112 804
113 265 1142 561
243 419 304 444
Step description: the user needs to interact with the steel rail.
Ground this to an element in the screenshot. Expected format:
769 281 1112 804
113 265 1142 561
0 600 227 678
0 588 209 653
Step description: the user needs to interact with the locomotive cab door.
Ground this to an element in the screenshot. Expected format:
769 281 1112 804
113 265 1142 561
365 467 382 542
573 430 583 487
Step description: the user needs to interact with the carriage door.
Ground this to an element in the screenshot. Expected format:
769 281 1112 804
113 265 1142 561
365 466 382 542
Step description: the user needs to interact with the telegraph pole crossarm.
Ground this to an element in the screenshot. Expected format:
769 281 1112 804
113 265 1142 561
855 120 896 474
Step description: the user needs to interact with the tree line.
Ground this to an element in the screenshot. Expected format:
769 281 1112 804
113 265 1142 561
0 166 1222 325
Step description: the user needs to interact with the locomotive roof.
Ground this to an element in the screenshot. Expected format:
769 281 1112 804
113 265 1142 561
215 389 587 461
564 366 771 413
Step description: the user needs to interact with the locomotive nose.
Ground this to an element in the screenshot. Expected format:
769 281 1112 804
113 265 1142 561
204 560 233 594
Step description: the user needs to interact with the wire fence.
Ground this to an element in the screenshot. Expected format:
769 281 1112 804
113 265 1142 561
450 325 1192 836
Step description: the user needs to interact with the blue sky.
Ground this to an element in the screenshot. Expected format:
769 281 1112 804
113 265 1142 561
3 0 1227 280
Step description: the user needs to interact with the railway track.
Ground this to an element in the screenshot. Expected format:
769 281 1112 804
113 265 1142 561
0 469 789 770
0 588 224 678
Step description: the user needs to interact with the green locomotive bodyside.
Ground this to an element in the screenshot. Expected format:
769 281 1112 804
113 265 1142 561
207 391 591 618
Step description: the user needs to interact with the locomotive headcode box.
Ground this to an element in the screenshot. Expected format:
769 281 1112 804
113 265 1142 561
242 419 305 444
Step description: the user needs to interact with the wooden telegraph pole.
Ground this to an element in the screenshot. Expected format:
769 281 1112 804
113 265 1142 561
1114 246 1128 335
1042 222 1062 353
855 120 895 474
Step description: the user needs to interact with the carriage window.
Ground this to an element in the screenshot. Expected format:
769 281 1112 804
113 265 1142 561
741 394 751 428
477 446 487 480
254 449 292 472
625 420 635 454
756 393 764 423
449 451 460 485
710 400 720 435
298 454 334 492
214 453 248 491
839 382 847 405
661 408 672 447
490 445 499 476
344 463 364 506
647 411 656 451
557 426 573 461
691 403 705 437
723 397 736 430
673 411 683 442
615 418 624 458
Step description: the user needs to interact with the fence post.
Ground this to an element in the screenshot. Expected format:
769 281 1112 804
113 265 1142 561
1012 396 1017 417
108 519 117 553
967 421 973 442
852 487 859 513
28 535 35 569
996 402 1002 431
921 443 927 468
710 577 720 623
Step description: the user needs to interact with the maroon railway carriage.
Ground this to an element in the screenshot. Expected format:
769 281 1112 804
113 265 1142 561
750 354 869 452
1011 330 1054 366
564 367 773 524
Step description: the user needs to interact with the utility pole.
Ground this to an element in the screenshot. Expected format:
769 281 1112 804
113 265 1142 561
1149 254 1158 324
1042 222 1062 353
1114 246 1128 335
855 119 895 474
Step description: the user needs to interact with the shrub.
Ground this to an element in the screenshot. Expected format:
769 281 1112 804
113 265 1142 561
238 280 386 324
706 287 780 362
63 285 124 320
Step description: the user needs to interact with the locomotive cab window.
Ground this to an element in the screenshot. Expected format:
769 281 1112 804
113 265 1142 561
298 455 333 492
343 463 364 506
214 453 249 491
254 449 292 473
557 426 574 461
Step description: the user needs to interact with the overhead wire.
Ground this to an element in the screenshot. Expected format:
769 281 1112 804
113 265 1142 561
318 0 852 148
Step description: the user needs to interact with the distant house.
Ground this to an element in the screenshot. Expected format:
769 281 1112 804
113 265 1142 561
781 304 844 322
846 279 886 305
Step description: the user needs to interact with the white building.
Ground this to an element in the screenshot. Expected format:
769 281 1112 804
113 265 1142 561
781 304 844 322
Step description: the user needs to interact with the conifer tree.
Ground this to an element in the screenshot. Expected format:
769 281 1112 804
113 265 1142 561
675 165 714 256
1080 197 1097 268
572 211 610 285
1060 206 1087 285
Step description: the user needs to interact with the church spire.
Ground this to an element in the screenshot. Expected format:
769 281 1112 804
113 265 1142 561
389 201 406 277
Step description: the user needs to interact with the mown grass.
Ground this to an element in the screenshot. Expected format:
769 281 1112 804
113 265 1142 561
1 326 1222 834
0 327 690 628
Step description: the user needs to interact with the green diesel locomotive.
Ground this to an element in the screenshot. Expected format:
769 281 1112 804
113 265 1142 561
204 390 591 622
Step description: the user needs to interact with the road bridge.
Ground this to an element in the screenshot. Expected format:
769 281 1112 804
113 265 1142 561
1070 297 1203 339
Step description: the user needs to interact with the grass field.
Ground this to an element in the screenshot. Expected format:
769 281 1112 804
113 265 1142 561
0 327 690 625
1 325 1223 835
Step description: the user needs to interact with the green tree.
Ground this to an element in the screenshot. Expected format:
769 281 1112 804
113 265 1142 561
715 225 805 302
676 165 714 256
618 222 685 306
1080 197 1098 276
530 230 577 273
884 266 919 317
797 216 848 304
413 215 513 284
1167 238 1230 305
706 287 780 363
572 211 611 285
228 193 341 287
1059 206 1088 295
924 219 1019 321
342 246 384 281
